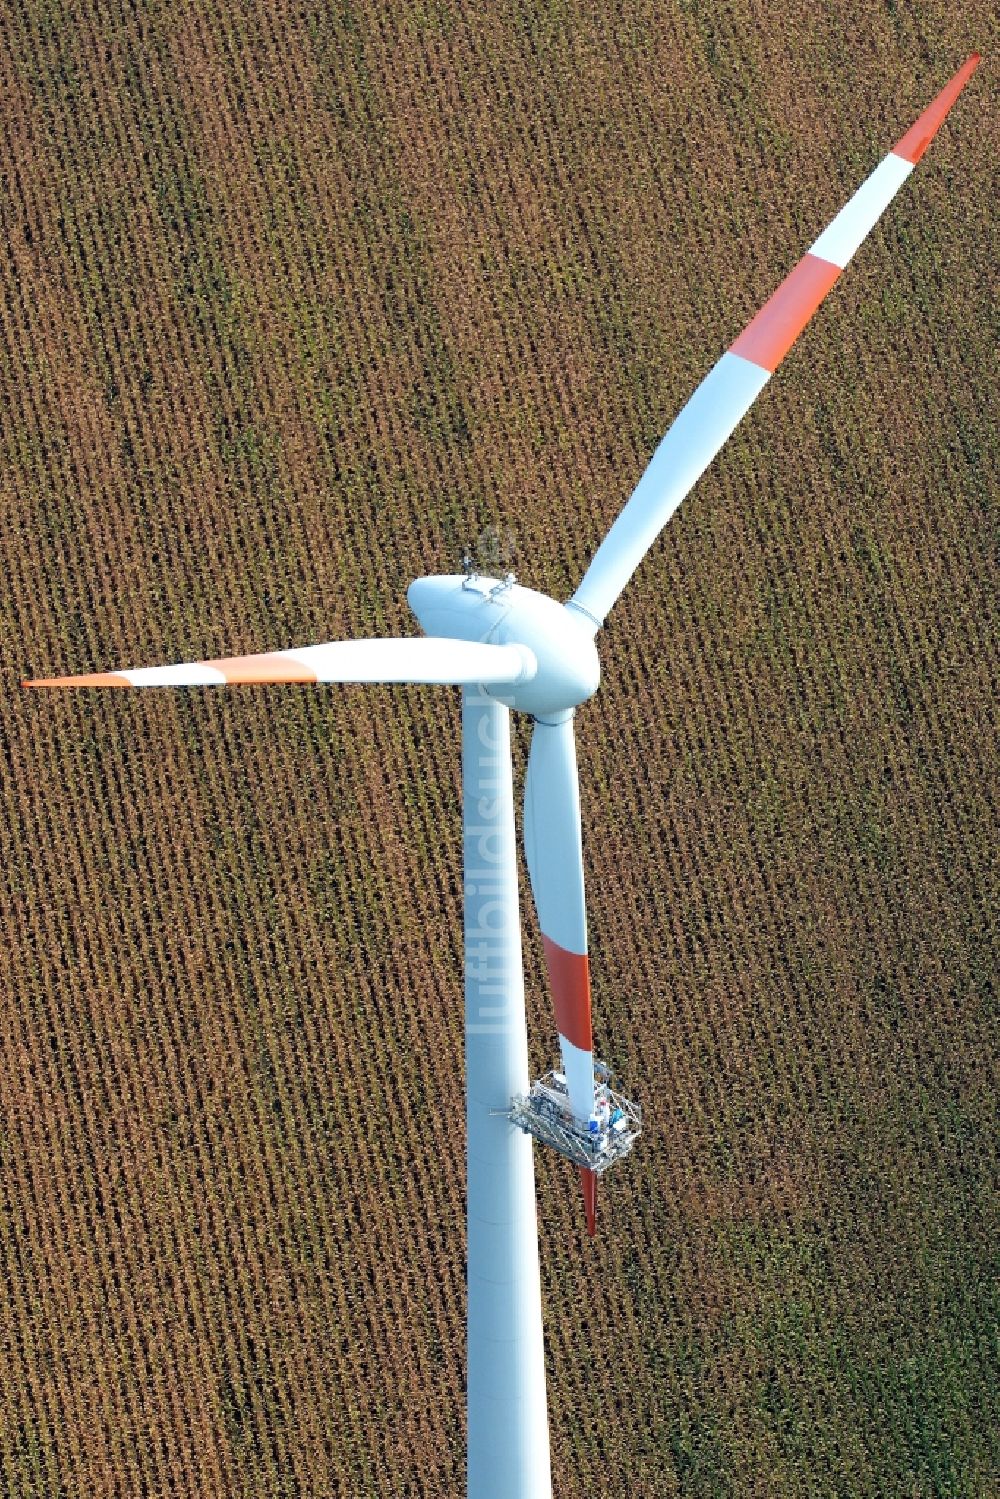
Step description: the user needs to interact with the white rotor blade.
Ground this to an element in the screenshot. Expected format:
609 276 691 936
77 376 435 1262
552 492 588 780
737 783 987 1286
523 716 595 1122
569 54 981 631
24 636 537 688
523 713 599 1234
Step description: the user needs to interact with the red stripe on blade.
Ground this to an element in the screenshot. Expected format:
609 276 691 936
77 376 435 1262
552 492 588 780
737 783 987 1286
730 252 841 374
894 54 981 165
580 1168 597 1238
541 936 592 1054
206 652 318 684
22 672 131 687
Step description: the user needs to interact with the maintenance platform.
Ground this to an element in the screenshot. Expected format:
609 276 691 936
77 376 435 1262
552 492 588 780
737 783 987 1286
508 1062 641 1173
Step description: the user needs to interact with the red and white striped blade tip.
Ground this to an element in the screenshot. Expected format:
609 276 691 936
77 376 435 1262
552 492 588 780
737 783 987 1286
894 53 981 165
21 660 313 688
22 638 536 689
23 673 114 688
580 1167 597 1238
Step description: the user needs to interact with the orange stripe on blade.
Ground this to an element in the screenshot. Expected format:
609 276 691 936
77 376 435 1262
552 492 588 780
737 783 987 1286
730 252 841 374
22 672 131 687
580 1168 597 1238
206 653 318 684
541 935 592 1053
894 54 981 165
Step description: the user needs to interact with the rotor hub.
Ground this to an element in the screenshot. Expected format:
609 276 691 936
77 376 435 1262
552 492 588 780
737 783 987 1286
407 574 600 717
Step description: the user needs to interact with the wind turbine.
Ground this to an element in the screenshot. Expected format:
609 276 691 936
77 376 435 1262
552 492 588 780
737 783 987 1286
25 56 979 1499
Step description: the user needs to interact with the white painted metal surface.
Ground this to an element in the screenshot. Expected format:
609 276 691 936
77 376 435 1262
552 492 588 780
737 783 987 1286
122 662 229 686
809 153 914 268
569 352 770 628
554 1034 595 1127
279 638 536 685
409 575 600 716
48 637 537 688
523 716 588 954
463 689 551 1499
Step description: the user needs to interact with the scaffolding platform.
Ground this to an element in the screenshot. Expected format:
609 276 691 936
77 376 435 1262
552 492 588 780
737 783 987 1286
507 1063 641 1174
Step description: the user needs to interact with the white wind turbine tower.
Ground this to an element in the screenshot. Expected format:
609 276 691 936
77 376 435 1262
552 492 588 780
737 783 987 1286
26 56 979 1499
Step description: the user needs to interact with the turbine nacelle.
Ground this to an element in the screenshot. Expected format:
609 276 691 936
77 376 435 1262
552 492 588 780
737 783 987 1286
407 574 600 719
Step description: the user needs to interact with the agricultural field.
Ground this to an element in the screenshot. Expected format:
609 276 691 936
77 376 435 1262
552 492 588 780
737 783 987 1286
0 1 996 1495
